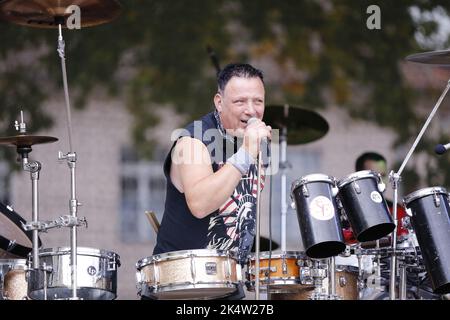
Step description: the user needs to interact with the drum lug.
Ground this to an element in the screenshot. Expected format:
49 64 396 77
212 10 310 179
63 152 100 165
190 254 196 282
290 201 296 210
135 271 143 285
353 181 361 194
302 184 309 197
433 191 441 208
299 267 313 285
339 276 347 287
153 262 160 285
331 186 339 197
376 172 386 192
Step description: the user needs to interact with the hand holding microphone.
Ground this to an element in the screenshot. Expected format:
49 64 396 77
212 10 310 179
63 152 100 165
243 117 272 160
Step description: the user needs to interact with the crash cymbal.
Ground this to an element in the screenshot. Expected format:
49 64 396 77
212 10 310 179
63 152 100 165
0 134 58 147
251 236 280 252
264 105 329 145
406 49 450 65
0 0 122 28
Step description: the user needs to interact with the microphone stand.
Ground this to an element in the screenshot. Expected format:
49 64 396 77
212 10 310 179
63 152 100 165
388 78 450 300
255 149 263 300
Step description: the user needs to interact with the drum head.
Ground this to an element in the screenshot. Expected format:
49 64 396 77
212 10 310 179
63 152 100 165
0 202 42 258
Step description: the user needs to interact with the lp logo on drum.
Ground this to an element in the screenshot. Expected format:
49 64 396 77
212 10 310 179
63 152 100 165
87 266 97 276
66 5 81 30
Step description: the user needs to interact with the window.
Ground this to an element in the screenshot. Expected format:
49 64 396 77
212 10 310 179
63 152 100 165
0 161 10 204
120 147 166 243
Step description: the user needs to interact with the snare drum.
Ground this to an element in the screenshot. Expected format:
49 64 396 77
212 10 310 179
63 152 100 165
404 187 450 294
0 259 28 300
291 174 346 259
246 251 314 293
28 247 120 300
136 249 241 300
338 170 395 242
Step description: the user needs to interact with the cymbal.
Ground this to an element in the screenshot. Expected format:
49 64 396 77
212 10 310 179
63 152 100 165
0 0 122 28
0 134 58 147
251 236 280 252
406 49 450 65
264 105 329 145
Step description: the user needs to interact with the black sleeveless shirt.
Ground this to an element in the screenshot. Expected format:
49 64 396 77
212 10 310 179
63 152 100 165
153 111 264 263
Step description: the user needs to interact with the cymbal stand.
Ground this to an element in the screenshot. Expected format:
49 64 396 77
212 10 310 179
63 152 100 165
14 112 41 271
388 78 450 300
56 21 86 299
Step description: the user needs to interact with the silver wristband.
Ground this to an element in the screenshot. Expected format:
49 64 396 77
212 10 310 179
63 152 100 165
227 147 255 175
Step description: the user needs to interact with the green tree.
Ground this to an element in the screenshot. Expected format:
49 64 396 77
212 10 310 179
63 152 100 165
0 0 449 191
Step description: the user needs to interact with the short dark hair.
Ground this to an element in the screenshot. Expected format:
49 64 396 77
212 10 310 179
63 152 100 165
355 152 386 171
217 63 264 93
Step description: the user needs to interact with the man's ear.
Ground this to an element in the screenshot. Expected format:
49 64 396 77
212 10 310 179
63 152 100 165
214 93 222 113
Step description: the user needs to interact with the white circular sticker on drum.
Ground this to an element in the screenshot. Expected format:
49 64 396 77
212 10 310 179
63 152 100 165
370 191 383 203
309 196 335 220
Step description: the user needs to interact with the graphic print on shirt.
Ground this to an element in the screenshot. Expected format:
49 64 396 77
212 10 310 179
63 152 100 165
207 163 265 263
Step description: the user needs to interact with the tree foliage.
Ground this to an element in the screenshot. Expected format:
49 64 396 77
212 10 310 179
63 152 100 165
1 0 450 191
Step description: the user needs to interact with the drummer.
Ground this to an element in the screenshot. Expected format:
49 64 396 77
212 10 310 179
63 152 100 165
152 63 271 299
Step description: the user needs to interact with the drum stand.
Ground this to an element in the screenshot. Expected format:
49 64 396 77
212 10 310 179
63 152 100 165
22 24 88 300
280 125 289 252
388 78 450 300
14 112 42 272
54 23 88 300
255 149 263 299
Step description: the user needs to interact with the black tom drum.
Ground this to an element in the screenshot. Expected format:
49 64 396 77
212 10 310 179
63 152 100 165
403 187 450 294
291 174 345 259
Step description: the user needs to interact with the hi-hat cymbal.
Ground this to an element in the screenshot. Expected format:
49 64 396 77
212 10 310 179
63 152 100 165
406 49 450 65
0 134 58 147
264 105 329 145
0 0 122 28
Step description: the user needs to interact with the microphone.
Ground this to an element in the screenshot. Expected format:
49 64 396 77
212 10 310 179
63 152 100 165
206 45 221 75
247 117 271 166
435 143 450 155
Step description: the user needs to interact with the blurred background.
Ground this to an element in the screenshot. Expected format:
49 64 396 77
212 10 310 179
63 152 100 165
1 0 450 299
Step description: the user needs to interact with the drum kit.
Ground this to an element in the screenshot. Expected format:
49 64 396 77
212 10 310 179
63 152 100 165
0 0 123 300
0 0 449 301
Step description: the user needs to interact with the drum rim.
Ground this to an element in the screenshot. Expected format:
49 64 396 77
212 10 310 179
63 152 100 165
137 249 236 268
0 258 27 267
335 264 359 272
0 202 42 257
337 170 379 188
248 250 307 260
141 282 238 298
291 173 337 195
37 246 120 260
403 186 448 206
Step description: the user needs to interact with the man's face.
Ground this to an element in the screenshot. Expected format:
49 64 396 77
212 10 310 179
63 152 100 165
214 76 265 134
363 159 388 182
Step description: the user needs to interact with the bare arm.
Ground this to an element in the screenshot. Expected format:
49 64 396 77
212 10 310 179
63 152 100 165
170 136 242 219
